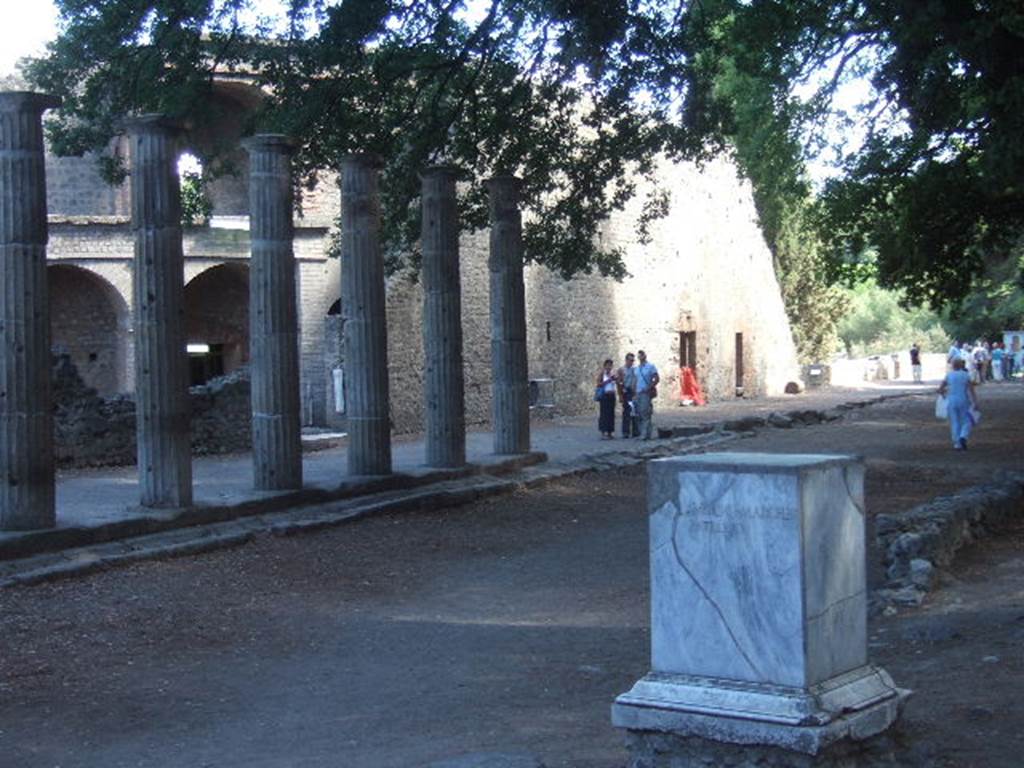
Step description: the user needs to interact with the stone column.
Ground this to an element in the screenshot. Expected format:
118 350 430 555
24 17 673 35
340 154 391 476
244 135 303 490
613 453 908 764
0 92 59 530
486 175 530 455
421 167 466 468
127 116 192 508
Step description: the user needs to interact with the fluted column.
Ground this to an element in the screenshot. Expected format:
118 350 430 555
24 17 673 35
421 167 466 468
340 154 392 476
245 135 302 490
0 92 59 530
486 175 530 454
127 116 192 507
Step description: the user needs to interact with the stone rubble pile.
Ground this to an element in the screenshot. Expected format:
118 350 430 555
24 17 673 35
874 474 1024 608
53 353 253 467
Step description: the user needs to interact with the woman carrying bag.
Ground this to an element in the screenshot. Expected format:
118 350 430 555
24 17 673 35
938 358 978 450
595 359 618 439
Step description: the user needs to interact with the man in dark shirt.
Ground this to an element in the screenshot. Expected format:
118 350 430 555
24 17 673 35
910 343 922 382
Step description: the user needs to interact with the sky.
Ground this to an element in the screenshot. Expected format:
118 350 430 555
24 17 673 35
1 0 59 76
2 0 859 183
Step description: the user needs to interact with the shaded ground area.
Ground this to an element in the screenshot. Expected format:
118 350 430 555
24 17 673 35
1 386 1022 767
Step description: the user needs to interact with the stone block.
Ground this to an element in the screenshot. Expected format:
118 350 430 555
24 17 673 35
614 452 907 757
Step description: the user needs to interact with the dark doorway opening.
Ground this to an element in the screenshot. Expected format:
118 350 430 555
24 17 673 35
680 331 697 370
189 343 225 386
735 332 745 395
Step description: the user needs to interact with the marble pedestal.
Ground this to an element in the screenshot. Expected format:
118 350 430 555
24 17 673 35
613 453 908 760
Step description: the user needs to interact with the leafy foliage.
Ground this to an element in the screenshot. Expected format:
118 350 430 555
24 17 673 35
692 10 845 362
681 0 1024 310
837 279 949 358
26 0 698 280
942 251 1024 342
26 0 1023 325
179 170 212 226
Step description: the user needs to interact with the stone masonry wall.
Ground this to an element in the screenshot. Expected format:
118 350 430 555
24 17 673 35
45 143 799 441
45 147 131 217
383 156 800 429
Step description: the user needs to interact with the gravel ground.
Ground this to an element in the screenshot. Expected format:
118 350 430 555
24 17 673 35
1 386 1022 768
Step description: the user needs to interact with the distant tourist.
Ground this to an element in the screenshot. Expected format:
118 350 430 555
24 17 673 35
938 358 978 451
1011 336 1024 379
909 342 922 382
947 341 961 368
595 358 618 439
959 341 972 365
616 352 639 438
992 342 1005 381
971 341 987 384
634 349 660 440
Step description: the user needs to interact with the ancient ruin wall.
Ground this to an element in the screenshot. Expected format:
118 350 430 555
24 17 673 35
44 139 798 437
383 154 801 429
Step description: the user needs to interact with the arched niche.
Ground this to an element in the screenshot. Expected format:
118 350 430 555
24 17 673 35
47 264 132 395
184 262 250 385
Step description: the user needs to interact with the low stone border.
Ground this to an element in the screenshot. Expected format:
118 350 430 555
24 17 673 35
874 473 1024 608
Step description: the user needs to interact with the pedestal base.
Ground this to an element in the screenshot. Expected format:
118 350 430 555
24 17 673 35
613 665 909 756
621 730 904 768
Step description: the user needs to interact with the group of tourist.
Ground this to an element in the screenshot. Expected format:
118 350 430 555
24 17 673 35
936 336 1023 452
594 351 660 440
946 339 1023 383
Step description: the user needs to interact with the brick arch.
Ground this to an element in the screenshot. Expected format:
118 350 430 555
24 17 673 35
180 82 267 219
184 262 250 384
47 264 132 396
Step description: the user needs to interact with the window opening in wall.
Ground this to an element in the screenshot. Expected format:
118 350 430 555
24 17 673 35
545 321 551 342
177 151 213 227
188 342 225 386
529 378 555 408
735 332 745 396
679 331 697 370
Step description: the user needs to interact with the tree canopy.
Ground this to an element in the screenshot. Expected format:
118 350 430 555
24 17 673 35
681 0 1024 309
27 0 695 279
23 0 1024 313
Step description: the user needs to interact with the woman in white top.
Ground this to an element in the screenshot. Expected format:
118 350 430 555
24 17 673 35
596 358 618 439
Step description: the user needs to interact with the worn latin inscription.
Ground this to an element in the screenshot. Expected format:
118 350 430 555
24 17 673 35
681 503 793 521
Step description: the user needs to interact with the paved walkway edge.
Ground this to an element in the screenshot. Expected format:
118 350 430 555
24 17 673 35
0 393 913 588
0 452 549 561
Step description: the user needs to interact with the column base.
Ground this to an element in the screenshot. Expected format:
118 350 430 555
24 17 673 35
613 666 909 756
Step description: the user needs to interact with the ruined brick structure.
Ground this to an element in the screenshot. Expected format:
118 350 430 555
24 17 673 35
43 83 800 438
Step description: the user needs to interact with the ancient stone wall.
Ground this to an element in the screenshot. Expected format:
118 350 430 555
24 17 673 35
519 156 800 415
43 136 799 440
47 264 130 396
45 149 130 217
383 156 800 429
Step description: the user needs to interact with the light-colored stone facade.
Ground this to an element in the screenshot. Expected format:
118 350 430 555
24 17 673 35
43 97 799 437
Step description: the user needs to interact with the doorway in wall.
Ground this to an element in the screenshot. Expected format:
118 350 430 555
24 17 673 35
188 343 225 386
735 332 745 395
679 331 697 370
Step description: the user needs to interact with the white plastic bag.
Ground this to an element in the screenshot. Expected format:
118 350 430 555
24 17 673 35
968 406 981 426
935 395 948 420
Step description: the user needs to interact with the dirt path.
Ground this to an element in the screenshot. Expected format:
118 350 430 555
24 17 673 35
1 387 1022 767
